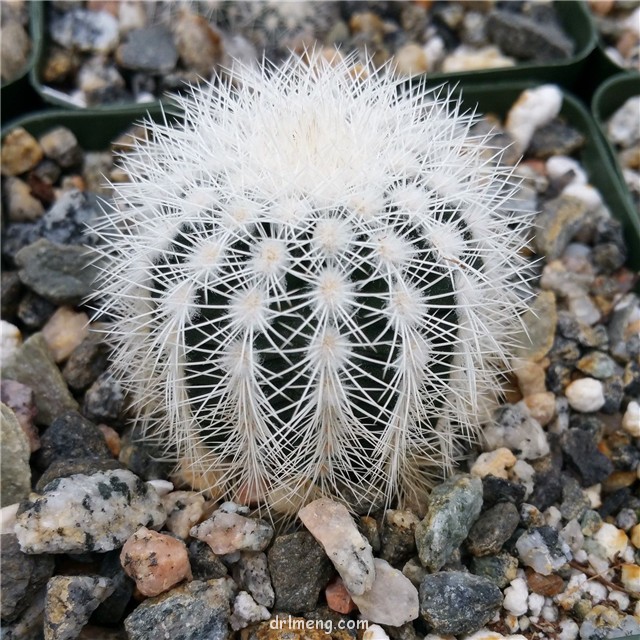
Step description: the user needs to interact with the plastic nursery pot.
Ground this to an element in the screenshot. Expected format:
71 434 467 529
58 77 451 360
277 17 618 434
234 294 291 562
423 0 597 92
1 0 43 124
28 0 597 111
592 70 640 175
449 79 640 273
0 103 170 150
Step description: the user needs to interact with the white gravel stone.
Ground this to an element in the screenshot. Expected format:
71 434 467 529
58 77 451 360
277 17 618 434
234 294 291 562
461 631 527 640
503 577 528 616
515 529 571 575
564 378 605 413
506 85 563 154
560 519 584 554
558 618 579 640
511 460 535 498
363 624 390 640
592 523 629 561
0 320 21 369
349 558 419 626
298 498 375 596
528 592 545 617
608 589 630 611
470 448 516 479
15 469 166 553
541 602 558 622
229 591 270 631
561 183 602 211
585 484 602 509
162 491 205 539
622 401 640 437
546 156 587 184
584 580 607 603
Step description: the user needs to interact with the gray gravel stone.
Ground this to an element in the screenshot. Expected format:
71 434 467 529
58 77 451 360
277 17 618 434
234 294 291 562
419 571 503 635
36 457 124 491
2 332 79 425
44 575 115 640
0 534 54 623
62 330 110 392
38 189 102 246
267 531 334 613
116 25 178 73
82 370 124 423
466 501 521 557
124 578 236 640
15 239 101 305
233 551 274 608
15 469 166 554
415 474 483 571
0 403 31 506
528 119 585 159
486 9 573 61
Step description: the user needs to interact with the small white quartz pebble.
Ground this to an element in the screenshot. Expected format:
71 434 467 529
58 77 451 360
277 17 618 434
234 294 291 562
622 401 640 437
503 577 529 616
146 479 174 497
558 618 579 640
541 603 558 622
528 592 545 617
584 580 607 603
608 589 630 611
546 156 587 184
363 624 390 640
462 631 527 640
506 85 563 154
592 523 629 561
561 183 602 211
0 320 21 369
585 484 602 509
565 378 605 413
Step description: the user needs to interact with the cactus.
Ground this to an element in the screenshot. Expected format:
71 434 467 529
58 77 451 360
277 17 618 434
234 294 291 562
94 53 533 514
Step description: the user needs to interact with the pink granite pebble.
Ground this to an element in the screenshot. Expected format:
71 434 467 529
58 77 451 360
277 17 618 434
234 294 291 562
325 577 356 614
120 527 192 597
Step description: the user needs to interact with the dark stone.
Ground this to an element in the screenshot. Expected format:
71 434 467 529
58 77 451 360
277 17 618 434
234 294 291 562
16 290 57 329
482 476 526 507
118 433 172 480
0 534 54 623
467 502 521 557
561 429 614 487
419 571 503 635
380 509 419 566
36 457 124 491
529 450 563 512
549 335 581 365
599 488 632 520
83 371 124 423
470 551 518 589
624 360 640 397
188 540 228 581
528 119 585 159
559 476 590 522
605 432 640 471
1 271 23 319
123 579 235 640
486 9 573 61
91 550 135 627
116 25 178 73
36 410 113 471
546 362 572 394
15 238 101 305
63 331 111 392
267 531 334 613
593 218 627 273
601 376 624 414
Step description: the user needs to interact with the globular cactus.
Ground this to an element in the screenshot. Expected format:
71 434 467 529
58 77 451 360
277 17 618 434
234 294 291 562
94 53 532 514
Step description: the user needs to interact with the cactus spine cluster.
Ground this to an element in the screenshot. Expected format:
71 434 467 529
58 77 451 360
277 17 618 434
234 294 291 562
95 53 532 513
